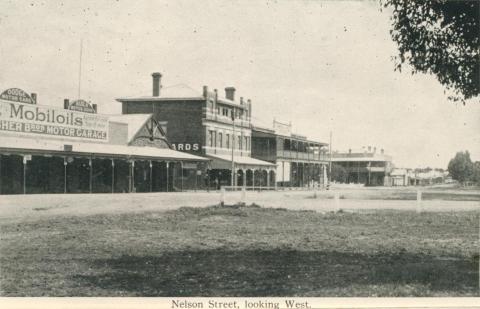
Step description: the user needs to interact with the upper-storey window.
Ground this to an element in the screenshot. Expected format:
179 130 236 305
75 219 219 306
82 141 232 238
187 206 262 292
222 108 230 117
226 134 230 149
208 130 216 147
218 132 223 148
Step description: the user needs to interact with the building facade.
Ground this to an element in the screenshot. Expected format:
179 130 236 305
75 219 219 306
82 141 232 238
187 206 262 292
251 121 329 188
331 147 393 186
117 73 276 189
0 87 208 194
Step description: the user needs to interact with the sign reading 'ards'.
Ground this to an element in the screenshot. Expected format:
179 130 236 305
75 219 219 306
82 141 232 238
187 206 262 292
0 99 109 141
0 88 35 104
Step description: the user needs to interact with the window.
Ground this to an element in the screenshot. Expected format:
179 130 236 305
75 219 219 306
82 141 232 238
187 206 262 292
218 133 223 148
208 130 217 148
226 134 230 149
244 136 248 151
208 130 214 147
238 135 242 150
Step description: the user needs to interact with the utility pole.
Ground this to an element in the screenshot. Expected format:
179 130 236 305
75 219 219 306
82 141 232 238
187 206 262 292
328 131 332 186
78 39 83 99
231 111 235 187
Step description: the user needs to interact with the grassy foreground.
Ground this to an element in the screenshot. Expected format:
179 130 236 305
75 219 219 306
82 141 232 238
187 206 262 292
0 205 478 296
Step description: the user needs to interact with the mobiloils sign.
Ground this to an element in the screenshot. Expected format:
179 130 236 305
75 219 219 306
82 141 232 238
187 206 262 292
0 99 109 141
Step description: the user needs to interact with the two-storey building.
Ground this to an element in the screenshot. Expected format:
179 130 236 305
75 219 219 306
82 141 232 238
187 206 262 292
251 120 330 188
117 73 276 189
331 147 393 186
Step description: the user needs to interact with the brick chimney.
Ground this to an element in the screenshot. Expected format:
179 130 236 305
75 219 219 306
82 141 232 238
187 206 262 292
225 87 235 101
152 72 162 97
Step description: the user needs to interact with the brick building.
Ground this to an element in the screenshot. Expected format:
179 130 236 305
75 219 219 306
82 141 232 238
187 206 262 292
0 87 208 194
117 73 276 189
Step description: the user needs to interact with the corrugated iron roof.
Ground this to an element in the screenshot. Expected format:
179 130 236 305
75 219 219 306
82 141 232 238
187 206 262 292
0 136 208 161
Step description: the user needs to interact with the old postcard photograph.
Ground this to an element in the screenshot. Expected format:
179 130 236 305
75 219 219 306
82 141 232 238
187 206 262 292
0 0 479 307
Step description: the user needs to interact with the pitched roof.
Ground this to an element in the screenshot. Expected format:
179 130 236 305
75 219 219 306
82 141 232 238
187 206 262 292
109 114 153 142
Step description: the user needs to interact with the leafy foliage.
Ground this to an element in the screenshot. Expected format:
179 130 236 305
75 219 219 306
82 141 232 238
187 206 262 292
331 163 348 183
382 0 479 103
447 151 474 183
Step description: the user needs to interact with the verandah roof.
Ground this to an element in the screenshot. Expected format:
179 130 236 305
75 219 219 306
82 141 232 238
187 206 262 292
0 136 208 162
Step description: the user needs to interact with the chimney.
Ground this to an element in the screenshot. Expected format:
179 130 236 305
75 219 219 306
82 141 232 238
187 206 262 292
374 147 377 153
225 87 236 101
368 146 372 152
30 93 37 104
381 149 384 154
214 89 218 100
152 72 162 97
64 99 70 109
203 85 208 98
348 149 352 154
92 104 98 113
240 97 244 105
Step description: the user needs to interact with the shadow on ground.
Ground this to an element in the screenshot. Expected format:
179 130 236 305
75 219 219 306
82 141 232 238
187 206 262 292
74 249 478 296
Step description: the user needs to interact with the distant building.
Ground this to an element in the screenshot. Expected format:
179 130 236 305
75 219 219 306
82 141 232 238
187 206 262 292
331 147 393 186
251 120 329 187
389 168 448 186
117 73 275 189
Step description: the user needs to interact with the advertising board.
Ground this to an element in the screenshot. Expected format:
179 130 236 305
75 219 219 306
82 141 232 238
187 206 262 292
0 99 109 142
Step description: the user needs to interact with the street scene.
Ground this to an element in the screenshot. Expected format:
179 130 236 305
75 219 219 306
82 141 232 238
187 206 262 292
0 0 479 301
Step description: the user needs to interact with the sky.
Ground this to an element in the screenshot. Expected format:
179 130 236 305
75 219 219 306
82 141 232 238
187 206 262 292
0 0 479 168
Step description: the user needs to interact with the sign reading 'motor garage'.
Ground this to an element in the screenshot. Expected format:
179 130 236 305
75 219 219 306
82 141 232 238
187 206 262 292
0 99 109 141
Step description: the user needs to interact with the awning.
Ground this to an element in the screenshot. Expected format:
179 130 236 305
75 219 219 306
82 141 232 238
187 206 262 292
0 136 209 162
206 153 275 170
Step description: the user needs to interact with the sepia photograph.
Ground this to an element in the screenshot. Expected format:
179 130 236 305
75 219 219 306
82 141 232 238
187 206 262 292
0 0 479 304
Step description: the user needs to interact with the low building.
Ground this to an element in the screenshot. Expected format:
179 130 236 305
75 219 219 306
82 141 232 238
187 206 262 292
0 87 208 194
251 121 329 187
331 147 393 186
117 73 276 189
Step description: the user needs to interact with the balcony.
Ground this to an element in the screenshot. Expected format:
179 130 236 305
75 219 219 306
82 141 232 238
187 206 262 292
277 150 329 162
202 108 251 128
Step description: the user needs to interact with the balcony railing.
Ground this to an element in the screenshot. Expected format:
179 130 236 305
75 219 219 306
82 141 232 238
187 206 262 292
202 108 251 128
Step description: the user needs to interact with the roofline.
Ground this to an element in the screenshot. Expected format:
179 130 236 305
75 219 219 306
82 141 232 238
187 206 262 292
116 97 205 102
116 96 248 109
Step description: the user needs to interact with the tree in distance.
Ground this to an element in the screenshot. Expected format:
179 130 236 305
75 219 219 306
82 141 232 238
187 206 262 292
447 151 475 184
382 0 479 104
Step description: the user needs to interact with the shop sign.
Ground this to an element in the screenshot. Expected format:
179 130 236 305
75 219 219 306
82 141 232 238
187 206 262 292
0 99 109 142
273 120 291 137
0 88 35 104
68 99 96 113
171 143 200 151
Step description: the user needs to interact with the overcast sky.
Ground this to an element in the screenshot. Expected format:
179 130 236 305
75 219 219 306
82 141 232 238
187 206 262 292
1 0 479 168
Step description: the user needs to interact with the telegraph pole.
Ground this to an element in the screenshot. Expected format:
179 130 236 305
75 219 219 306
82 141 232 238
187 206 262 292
231 111 235 187
78 39 83 99
328 131 332 186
